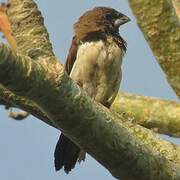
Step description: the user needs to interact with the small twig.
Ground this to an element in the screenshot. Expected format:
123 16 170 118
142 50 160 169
8 108 29 120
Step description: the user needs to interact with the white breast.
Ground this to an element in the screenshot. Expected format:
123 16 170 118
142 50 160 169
70 38 123 106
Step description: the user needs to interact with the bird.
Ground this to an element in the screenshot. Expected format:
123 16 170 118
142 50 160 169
54 6 130 174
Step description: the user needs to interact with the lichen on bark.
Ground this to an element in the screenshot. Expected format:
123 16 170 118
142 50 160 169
128 0 180 97
0 0 179 180
111 92 180 137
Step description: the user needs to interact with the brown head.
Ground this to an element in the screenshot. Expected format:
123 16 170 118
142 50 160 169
74 7 130 42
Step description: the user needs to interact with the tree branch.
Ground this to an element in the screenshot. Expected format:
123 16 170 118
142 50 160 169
172 0 180 18
0 78 54 128
111 92 180 137
128 0 180 97
0 0 58 126
0 1 179 180
8 109 29 120
0 43 180 180
7 0 54 58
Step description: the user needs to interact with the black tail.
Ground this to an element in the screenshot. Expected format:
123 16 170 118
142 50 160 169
54 133 80 173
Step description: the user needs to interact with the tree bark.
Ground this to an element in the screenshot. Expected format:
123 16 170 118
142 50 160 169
128 0 180 97
111 92 180 137
0 85 53 127
0 43 180 180
0 0 179 180
172 0 180 18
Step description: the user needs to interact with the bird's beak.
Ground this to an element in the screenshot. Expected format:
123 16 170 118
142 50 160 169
114 15 131 27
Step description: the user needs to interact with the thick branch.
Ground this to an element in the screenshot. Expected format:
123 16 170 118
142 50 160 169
172 0 180 18
0 49 54 127
128 0 180 97
0 84 55 127
111 92 180 137
0 95 11 108
1 1 179 180
0 44 180 180
7 0 54 59
0 0 58 126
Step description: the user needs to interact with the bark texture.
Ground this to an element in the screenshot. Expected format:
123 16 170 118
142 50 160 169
172 0 180 18
0 43 180 180
0 0 179 180
111 92 180 137
128 0 180 97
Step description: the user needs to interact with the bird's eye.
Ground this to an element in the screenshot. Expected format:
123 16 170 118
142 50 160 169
105 13 113 20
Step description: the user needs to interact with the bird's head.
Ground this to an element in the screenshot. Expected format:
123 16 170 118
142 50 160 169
74 7 130 41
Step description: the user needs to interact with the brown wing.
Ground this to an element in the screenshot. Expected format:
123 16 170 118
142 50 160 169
65 36 78 75
55 36 81 173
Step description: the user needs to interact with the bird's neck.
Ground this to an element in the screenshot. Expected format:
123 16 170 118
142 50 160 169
76 30 126 52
